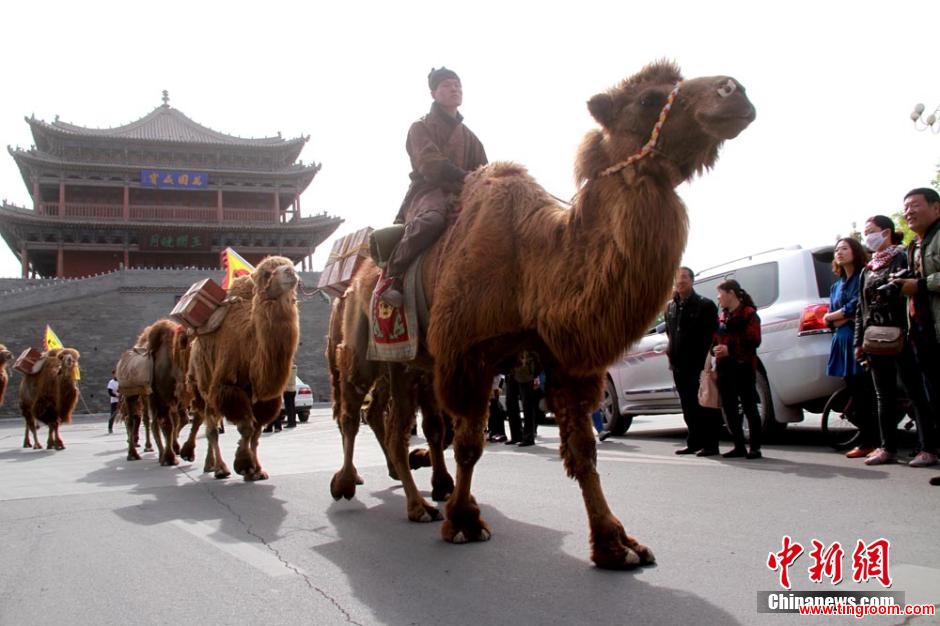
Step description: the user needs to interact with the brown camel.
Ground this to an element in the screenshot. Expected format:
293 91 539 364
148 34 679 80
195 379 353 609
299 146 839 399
0 344 12 406
346 61 755 569
189 256 299 480
119 320 192 464
20 348 81 450
327 278 454 519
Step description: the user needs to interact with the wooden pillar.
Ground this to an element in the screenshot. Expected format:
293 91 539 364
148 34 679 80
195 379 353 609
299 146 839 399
59 181 66 216
273 191 280 223
123 186 130 221
57 245 64 278
20 245 28 278
295 189 301 220
123 247 130 269
217 189 223 223
32 180 40 212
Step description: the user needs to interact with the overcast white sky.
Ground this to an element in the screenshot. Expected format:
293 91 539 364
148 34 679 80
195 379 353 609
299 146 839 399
1 1 938 279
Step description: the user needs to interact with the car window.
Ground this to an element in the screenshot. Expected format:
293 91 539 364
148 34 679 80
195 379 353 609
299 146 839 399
696 262 779 309
811 249 837 298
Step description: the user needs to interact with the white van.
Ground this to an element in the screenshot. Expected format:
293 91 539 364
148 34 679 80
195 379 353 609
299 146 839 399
603 244 843 435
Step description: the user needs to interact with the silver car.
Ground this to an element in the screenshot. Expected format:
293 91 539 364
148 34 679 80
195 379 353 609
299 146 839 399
602 245 843 435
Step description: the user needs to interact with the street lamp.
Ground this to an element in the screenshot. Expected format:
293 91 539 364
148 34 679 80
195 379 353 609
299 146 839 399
911 103 940 133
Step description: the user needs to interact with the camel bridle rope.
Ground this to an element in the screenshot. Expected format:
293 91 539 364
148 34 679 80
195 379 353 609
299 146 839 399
596 83 681 179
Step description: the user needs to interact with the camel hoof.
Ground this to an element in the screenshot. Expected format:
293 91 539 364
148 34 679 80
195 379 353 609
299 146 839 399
55 444 66 450
409 503 443 523
34 443 43 450
355 473 365 485
144 445 154 452
330 472 357 501
244 469 269 482
408 448 431 470
214 469 231 480
127 451 141 461
23 441 30 448
592 529 657 570
179 443 195 462
442 520 491 543
431 475 455 502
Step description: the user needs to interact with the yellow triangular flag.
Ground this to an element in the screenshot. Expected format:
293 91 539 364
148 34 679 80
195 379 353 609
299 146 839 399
220 247 255 289
43 325 80 379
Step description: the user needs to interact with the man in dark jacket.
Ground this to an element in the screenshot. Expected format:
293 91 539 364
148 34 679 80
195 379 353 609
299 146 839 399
665 267 722 455
381 67 488 308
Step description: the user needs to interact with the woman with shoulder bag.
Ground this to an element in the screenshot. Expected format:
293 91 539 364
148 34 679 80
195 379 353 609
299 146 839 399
712 279 763 459
855 216 936 466
822 237 879 458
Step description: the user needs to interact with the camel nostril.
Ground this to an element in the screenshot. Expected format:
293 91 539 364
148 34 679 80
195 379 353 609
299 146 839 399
717 79 736 98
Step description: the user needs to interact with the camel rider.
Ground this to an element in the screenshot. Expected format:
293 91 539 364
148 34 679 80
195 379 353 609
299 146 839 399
380 66 488 308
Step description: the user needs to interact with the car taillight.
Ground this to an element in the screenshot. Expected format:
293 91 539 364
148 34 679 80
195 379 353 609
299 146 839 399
298 388 312 395
798 303 831 336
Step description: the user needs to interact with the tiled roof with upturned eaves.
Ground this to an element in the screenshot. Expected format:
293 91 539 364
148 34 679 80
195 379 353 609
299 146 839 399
28 104 306 148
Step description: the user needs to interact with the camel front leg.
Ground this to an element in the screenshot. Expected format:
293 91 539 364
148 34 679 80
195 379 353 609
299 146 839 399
547 373 654 570
24 416 41 449
142 403 153 452
330 376 367 501
387 367 442 523
179 410 202 462
244 397 280 481
204 411 229 479
441 412 490 543
157 412 179 466
417 384 454 502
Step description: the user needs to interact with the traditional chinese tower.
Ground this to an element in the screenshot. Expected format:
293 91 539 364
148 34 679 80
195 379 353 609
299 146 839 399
0 91 342 278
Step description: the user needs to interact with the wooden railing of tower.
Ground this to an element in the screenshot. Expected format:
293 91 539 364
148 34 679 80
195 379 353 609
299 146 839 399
37 203 278 223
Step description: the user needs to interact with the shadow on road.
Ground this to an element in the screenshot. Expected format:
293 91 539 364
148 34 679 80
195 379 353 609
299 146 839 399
314 486 739 625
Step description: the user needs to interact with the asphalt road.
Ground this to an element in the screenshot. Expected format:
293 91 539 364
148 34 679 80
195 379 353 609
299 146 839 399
1 408 937 625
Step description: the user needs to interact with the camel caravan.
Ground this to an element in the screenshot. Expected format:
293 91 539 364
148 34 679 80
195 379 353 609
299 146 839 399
4 60 755 569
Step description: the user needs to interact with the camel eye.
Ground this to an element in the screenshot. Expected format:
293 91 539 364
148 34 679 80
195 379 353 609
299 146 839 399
638 91 665 109
717 79 737 98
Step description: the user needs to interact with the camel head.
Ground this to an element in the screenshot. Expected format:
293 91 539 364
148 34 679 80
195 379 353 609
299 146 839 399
580 59 756 186
0 345 11 366
56 348 80 374
251 256 298 301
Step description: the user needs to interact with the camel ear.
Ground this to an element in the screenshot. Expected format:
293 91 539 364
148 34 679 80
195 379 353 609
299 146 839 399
587 93 614 127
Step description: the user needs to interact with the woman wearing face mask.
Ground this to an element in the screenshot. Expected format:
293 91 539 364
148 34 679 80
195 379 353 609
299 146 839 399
823 237 878 458
711 279 763 459
855 215 937 467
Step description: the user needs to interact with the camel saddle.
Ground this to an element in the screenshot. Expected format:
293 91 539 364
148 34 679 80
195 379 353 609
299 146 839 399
115 345 153 396
14 347 44 375
367 250 429 363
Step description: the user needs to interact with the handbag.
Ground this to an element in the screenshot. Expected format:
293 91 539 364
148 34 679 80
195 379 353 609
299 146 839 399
697 354 721 409
861 325 904 356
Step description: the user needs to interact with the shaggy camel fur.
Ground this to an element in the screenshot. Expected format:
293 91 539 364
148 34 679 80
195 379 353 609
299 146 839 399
350 61 754 569
327 275 454 519
190 256 299 480
20 348 81 450
120 320 193 465
0 344 12 406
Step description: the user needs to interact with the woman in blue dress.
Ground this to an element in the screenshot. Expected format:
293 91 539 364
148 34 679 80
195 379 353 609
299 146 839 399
823 237 877 458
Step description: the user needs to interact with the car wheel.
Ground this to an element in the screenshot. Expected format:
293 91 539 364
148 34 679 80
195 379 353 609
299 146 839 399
298 410 309 424
739 369 783 442
602 377 633 435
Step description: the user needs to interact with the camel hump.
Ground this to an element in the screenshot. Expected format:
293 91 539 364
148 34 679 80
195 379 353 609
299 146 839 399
484 161 529 179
